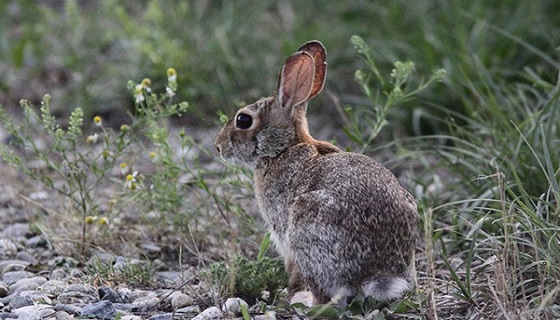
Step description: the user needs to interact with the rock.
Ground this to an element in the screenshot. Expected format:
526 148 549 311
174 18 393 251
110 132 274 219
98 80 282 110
99 286 120 302
154 269 194 287
117 287 147 303
170 292 193 310
140 243 162 258
9 291 51 309
24 236 48 249
69 268 85 278
175 305 201 316
80 300 117 320
50 269 66 280
0 313 17 320
13 304 54 320
53 310 73 320
1 223 30 238
1 271 35 285
222 297 249 314
290 291 314 307
39 280 67 298
0 260 30 274
47 256 78 269
121 315 142 320
15 251 38 265
54 303 83 315
132 293 159 312
112 303 136 312
58 284 98 304
149 313 173 320
254 311 277 320
0 239 18 255
193 306 222 320
9 276 47 292
0 282 8 298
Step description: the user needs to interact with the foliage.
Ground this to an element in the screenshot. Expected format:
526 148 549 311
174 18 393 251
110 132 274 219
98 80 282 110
345 35 445 153
0 68 244 258
204 254 288 303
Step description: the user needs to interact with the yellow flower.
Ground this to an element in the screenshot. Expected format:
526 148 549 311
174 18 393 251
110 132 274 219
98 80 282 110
99 217 108 225
124 171 139 189
140 78 152 88
85 216 97 224
135 85 145 103
120 162 129 175
120 124 131 132
93 116 102 126
148 151 157 161
167 68 177 82
85 133 99 144
102 150 112 160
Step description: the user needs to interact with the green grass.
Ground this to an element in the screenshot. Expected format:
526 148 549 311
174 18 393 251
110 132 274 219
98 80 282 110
1 0 560 318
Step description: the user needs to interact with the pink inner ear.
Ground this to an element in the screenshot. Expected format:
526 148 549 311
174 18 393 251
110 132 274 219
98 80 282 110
278 52 315 108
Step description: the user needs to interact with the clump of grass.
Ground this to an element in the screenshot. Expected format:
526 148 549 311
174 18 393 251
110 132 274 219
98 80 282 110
203 254 288 303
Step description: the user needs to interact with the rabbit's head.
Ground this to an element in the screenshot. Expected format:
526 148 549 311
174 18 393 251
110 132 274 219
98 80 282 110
215 41 327 167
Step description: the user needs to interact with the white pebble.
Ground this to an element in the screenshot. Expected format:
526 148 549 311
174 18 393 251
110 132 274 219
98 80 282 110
193 306 222 320
222 297 249 314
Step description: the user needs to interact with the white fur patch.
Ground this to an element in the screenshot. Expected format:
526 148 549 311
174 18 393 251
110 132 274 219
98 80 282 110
363 277 410 301
290 291 314 307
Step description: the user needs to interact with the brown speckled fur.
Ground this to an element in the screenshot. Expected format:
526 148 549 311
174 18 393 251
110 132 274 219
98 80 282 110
215 41 418 305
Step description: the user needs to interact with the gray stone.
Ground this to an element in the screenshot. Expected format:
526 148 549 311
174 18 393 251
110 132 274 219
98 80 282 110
9 276 47 292
222 297 249 314
99 286 120 302
193 306 222 320
171 292 193 310
0 223 30 238
1 271 35 285
0 281 8 298
112 303 136 312
0 239 18 255
0 260 30 275
47 256 78 268
54 303 83 314
0 313 17 320
9 291 50 309
132 293 159 312
155 270 191 287
24 236 47 249
80 300 117 320
53 310 73 320
175 305 201 316
149 313 172 320
15 251 38 265
120 316 142 320
50 269 66 280
117 287 147 303
140 243 162 257
39 279 67 298
13 304 54 320
58 284 98 304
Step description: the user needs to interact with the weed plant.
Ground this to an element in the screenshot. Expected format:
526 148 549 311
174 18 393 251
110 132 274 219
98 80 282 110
0 68 252 263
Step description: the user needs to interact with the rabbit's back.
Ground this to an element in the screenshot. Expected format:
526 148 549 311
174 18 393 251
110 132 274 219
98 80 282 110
255 144 418 301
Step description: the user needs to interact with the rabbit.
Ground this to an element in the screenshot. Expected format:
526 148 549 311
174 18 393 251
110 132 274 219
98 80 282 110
214 40 419 305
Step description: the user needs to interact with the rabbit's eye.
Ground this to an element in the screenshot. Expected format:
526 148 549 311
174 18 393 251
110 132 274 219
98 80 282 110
236 113 253 129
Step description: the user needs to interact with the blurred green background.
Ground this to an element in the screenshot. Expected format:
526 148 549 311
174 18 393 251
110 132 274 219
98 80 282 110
1 0 559 130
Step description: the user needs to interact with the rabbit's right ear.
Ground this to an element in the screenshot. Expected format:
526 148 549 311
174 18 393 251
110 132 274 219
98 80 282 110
297 41 327 100
276 51 315 110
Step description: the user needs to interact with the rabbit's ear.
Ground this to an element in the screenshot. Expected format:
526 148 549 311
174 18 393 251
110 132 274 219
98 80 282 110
297 41 327 99
277 51 315 110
